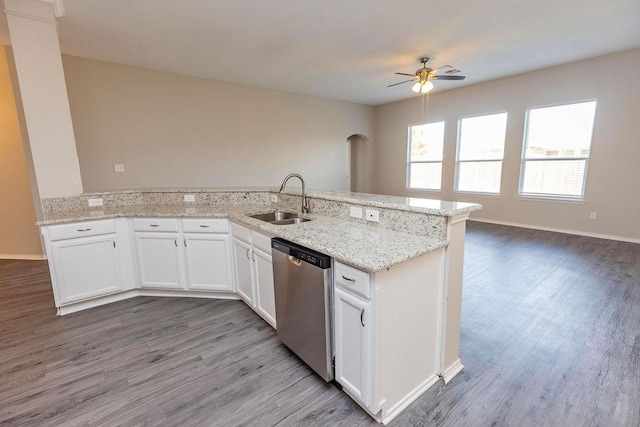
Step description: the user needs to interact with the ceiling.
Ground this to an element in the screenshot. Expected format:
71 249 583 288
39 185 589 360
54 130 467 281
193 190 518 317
1 0 639 106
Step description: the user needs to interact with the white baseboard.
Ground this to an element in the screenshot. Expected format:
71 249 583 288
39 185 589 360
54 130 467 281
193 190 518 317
469 218 640 244
442 359 464 384
57 288 241 316
0 253 46 260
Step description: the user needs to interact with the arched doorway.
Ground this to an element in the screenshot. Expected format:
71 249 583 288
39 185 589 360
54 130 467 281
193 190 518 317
347 134 368 193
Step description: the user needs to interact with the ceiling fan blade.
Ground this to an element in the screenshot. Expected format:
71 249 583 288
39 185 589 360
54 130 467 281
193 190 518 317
430 65 453 73
394 72 416 77
432 75 466 80
387 79 416 87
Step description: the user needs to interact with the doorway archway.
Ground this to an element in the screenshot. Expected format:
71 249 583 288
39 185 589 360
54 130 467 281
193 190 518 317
347 134 368 193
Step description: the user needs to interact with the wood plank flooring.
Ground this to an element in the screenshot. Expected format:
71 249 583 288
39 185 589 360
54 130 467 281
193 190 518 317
1 222 639 426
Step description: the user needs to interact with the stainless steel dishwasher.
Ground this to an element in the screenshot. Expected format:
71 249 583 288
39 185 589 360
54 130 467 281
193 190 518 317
271 238 333 381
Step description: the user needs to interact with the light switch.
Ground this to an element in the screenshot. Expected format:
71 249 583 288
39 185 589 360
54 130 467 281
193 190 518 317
88 198 103 207
350 206 363 219
114 164 125 173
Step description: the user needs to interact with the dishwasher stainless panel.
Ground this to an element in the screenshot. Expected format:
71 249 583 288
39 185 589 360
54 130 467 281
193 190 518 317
271 238 333 381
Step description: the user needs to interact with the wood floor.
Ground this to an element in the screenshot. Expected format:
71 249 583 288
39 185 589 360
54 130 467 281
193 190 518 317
1 222 639 426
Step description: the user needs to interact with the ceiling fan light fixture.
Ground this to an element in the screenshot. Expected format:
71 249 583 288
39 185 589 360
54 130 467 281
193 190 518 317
412 80 433 93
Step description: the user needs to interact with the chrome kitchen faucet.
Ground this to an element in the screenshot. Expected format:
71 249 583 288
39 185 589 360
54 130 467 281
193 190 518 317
278 173 309 214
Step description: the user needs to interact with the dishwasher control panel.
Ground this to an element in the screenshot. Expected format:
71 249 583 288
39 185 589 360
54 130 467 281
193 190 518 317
272 238 331 269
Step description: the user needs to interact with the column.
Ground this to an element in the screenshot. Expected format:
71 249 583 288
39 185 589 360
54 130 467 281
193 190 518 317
3 0 83 198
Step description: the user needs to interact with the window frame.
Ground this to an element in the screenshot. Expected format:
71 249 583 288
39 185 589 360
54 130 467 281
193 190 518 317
518 100 597 201
406 120 445 192
454 111 508 196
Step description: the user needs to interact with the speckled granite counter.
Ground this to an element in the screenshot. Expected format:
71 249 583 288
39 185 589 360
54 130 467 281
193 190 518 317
38 188 481 272
38 202 446 272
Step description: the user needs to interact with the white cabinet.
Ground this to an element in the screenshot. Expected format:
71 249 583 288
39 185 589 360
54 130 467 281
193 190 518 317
133 218 234 292
334 287 371 407
230 222 276 328
334 261 373 409
50 233 123 304
184 233 233 291
333 252 446 424
232 237 254 304
43 219 126 308
135 232 184 289
253 245 276 327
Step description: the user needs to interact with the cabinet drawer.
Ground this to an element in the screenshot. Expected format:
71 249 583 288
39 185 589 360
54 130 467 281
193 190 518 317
250 230 272 254
133 218 179 232
47 219 116 241
231 222 252 244
335 261 371 300
182 218 228 234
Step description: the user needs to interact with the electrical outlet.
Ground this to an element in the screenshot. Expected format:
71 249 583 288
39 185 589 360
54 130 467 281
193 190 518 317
114 164 125 173
365 209 380 222
589 212 597 220
88 198 103 207
184 194 195 202
350 206 363 219
271 194 278 203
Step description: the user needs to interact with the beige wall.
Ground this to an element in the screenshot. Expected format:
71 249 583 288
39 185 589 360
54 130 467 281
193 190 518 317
373 48 640 241
0 45 42 259
62 55 374 192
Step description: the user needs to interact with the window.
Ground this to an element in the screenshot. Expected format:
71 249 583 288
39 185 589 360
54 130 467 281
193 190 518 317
455 112 507 194
407 121 445 190
520 101 597 199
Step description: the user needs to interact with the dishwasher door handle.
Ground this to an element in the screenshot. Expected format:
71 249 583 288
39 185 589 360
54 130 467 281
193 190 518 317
288 255 302 266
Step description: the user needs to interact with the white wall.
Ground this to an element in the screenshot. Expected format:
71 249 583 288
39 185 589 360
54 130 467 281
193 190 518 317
373 48 640 241
62 55 374 192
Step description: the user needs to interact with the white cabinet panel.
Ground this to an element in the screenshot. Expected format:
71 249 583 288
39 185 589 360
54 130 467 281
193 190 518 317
182 219 228 234
232 237 254 306
132 218 179 232
135 232 184 289
184 234 233 291
50 234 123 304
334 287 371 407
231 223 276 328
48 219 116 241
335 261 371 300
253 246 276 328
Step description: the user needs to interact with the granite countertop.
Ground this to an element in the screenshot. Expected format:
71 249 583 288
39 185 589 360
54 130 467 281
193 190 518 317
65 187 482 217
38 203 448 272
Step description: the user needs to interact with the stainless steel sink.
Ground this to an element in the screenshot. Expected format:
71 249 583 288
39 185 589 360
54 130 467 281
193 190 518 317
249 211 312 225
271 217 311 225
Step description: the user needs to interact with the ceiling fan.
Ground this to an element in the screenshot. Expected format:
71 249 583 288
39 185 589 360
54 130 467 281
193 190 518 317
389 57 466 93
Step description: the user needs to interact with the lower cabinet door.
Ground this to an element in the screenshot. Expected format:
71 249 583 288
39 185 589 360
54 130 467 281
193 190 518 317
232 237 254 306
135 232 185 289
253 247 276 328
50 234 123 304
334 287 371 407
184 234 233 291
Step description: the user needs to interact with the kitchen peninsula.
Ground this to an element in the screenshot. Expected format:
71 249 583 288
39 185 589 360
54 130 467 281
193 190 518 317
38 187 481 425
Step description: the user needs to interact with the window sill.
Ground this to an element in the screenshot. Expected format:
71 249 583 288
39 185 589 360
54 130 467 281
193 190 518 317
454 191 502 198
406 187 442 193
517 194 585 204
